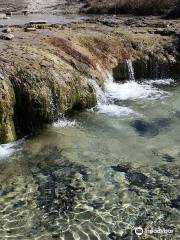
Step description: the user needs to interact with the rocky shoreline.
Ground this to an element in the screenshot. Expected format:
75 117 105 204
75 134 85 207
0 16 180 143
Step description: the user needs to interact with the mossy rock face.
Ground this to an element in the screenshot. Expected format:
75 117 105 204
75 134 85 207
7 66 97 141
0 19 179 143
133 56 180 80
113 55 180 81
0 80 16 143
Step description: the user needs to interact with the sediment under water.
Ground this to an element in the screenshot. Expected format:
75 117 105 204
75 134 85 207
0 77 180 239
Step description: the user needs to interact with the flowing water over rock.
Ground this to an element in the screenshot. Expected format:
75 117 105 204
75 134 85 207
126 59 135 81
0 66 180 239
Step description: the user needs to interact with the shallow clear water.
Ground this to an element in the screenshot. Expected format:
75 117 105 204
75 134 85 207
0 77 180 239
0 14 92 26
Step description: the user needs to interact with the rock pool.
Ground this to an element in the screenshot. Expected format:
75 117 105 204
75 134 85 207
0 76 179 239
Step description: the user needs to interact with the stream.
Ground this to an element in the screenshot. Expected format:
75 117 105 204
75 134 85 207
0 58 180 239
0 14 93 26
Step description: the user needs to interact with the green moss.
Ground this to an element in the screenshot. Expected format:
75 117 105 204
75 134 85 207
0 81 16 143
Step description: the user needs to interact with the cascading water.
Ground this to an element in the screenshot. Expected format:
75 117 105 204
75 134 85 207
90 74 139 117
90 63 170 117
126 59 135 81
90 80 108 105
0 142 18 159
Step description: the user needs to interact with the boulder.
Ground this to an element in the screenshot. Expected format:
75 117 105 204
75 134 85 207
2 27 12 33
0 33 14 40
24 27 36 32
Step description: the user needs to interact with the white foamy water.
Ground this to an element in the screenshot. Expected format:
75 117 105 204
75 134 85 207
0 143 17 159
145 78 174 85
53 118 77 128
90 80 107 104
97 104 138 117
90 78 139 117
90 68 171 117
126 59 135 81
105 80 168 101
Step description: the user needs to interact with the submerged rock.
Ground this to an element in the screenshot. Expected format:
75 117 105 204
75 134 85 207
28 146 89 231
111 164 130 173
131 120 159 137
0 80 16 143
171 196 180 210
108 232 120 240
126 172 148 187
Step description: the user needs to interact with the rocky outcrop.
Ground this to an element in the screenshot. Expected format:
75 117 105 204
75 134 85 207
0 17 179 143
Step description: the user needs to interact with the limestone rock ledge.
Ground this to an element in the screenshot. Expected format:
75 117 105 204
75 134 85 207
0 17 179 143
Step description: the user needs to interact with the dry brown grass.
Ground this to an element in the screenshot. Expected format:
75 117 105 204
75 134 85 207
82 0 178 15
48 37 95 67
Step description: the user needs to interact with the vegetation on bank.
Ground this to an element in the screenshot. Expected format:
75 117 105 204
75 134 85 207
82 0 179 17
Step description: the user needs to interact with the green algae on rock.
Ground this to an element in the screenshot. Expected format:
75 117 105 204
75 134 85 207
0 17 180 143
0 78 16 143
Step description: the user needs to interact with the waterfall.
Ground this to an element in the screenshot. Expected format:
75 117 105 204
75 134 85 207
90 80 107 105
89 76 139 117
126 59 135 81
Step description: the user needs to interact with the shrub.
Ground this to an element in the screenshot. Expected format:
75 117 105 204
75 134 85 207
83 0 178 16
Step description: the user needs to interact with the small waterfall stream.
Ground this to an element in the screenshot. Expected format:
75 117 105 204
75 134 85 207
126 59 135 81
89 69 139 117
90 60 171 117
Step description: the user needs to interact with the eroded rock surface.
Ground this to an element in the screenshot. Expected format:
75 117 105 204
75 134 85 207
0 17 180 143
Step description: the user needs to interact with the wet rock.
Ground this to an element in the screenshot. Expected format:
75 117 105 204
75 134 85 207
52 232 60 239
131 120 159 137
108 232 120 240
13 200 26 208
0 81 16 143
89 201 103 210
30 146 89 229
171 196 180 210
126 172 148 187
0 33 14 40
